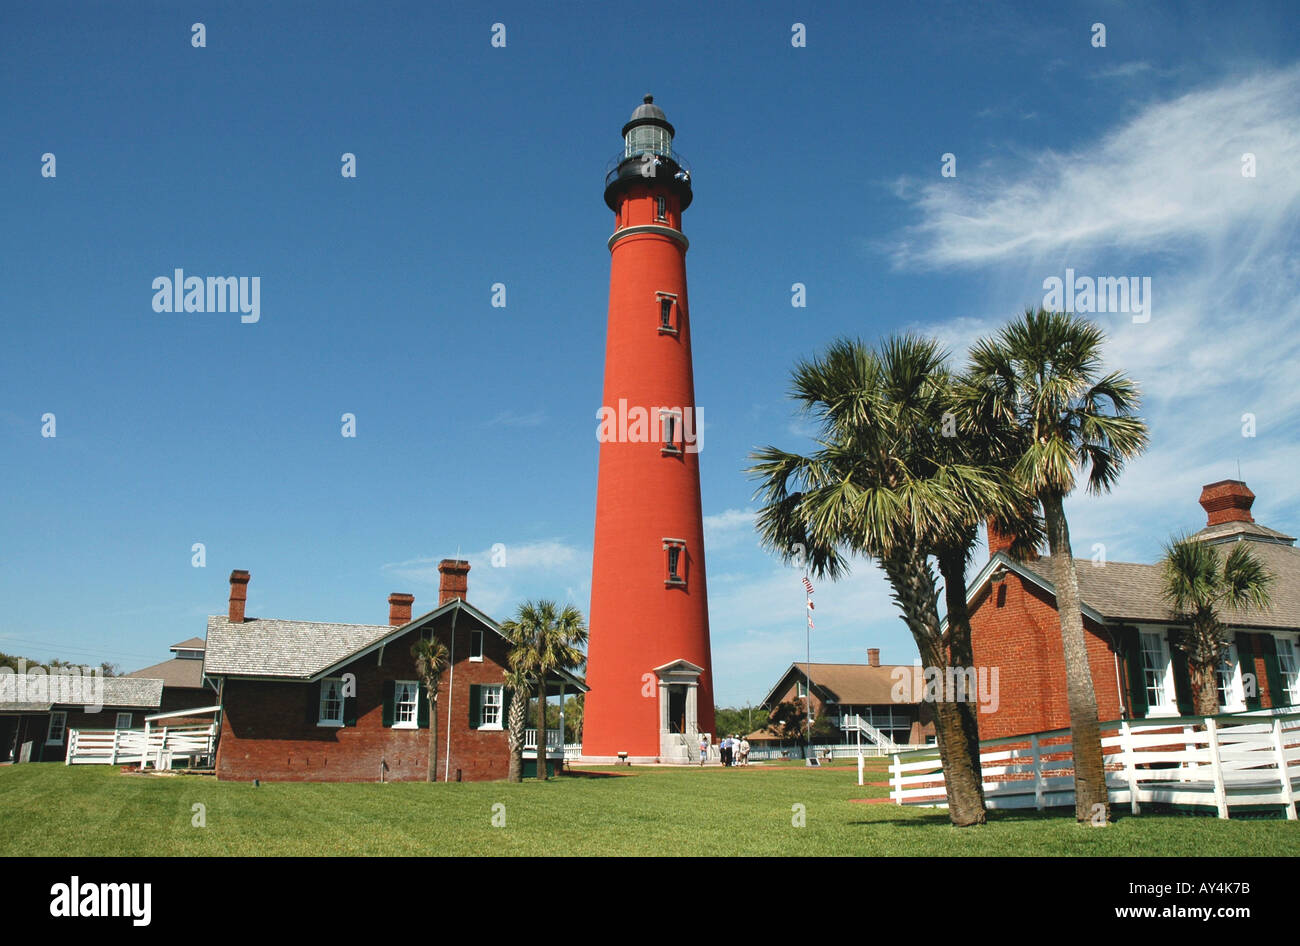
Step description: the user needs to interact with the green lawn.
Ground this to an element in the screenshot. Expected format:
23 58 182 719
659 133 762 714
1 760 1297 856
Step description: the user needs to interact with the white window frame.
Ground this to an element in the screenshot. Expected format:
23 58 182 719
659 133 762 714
46 710 67 744
480 684 504 730
655 195 667 221
469 628 484 663
1140 630 1178 717
1216 642 1246 712
393 680 419 729
318 677 345 727
655 291 679 335
1273 633 1300 705
115 712 133 730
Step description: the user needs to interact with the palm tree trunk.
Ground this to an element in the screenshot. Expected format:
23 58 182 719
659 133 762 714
1042 491 1107 822
883 550 986 827
1190 662 1221 717
535 680 548 780
937 546 987 813
507 690 525 783
428 694 439 782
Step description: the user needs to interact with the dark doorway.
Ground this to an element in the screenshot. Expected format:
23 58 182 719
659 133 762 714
668 685 686 734
0 717 18 764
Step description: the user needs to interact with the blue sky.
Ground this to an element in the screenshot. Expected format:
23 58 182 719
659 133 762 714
2 1 1298 706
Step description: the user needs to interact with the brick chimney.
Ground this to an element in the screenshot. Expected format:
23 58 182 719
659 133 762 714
1199 480 1255 527
867 648 880 668
438 559 470 606
388 593 414 627
228 570 250 623
987 518 1016 557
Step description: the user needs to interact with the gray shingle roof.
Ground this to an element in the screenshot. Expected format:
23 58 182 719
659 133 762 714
1014 538 1300 630
98 677 164 708
125 656 207 690
204 615 394 679
170 637 207 651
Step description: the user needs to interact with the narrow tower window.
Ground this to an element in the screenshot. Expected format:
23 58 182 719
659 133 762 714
660 410 683 455
655 196 667 221
656 292 678 335
663 539 687 586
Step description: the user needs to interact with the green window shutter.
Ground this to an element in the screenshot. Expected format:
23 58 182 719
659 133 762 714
1123 626 1148 718
1168 631 1194 715
1238 633 1262 710
417 684 430 728
502 687 513 729
344 694 358 727
308 685 321 725
1259 635 1288 708
468 684 482 730
381 680 395 728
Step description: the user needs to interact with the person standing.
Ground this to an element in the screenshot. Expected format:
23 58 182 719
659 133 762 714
739 737 750 766
699 732 709 766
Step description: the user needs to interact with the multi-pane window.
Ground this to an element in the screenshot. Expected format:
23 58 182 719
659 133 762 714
318 678 344 725
1140 632 1169 710
115 712 133 730
1276 636 1300 704
46 711 67 744
655 196 667 220
394 681 419 727
481 685 503 728
625 124 670 157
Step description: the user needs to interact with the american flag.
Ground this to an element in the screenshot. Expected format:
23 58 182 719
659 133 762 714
802 576 814 595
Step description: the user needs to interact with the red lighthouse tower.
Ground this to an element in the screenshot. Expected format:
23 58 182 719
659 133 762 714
584 96 716 762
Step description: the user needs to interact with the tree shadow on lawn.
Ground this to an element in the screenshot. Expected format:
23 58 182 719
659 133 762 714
849 808 1118 828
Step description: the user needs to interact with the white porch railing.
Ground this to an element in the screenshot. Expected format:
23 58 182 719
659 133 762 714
889 710 1300 820
65 723 217 768
838 714 901 753
523 729 564 749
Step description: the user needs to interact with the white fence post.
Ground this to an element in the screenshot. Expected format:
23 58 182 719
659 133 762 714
1121 720 1139 814
1271 717 1297 821
891 754 902 804
1205 717 1228 819
857 751 864 787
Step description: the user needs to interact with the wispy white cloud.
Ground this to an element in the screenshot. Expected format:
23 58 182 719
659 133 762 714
888 66 1300 566
889 67 1300 270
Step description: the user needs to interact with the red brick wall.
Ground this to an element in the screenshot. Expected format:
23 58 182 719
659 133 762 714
969 569 1124 740
214 611 511 782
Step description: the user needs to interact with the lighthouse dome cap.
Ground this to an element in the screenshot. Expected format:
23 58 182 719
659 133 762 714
629 94 667 123
622 94 675 139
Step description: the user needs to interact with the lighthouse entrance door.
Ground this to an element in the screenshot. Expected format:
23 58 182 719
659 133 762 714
654 658 705 762
668 685 687 733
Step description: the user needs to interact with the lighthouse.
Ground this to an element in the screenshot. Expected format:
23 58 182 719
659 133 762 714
583 96 716 762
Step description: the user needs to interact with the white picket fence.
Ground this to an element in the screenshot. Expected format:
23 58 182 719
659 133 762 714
890 710 1300 819
66 724 217 769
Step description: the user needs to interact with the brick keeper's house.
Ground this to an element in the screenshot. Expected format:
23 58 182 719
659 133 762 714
966 480 1299 740
204 560 586 782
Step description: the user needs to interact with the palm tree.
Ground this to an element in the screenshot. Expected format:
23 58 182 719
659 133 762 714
1159 535 1275 715
749 335 1026 827
410 635 450 783
500 601 588 781
961 308 1149 823
503 666 533 783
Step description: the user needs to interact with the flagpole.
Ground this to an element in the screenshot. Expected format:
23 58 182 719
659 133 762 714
804 567 812 762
